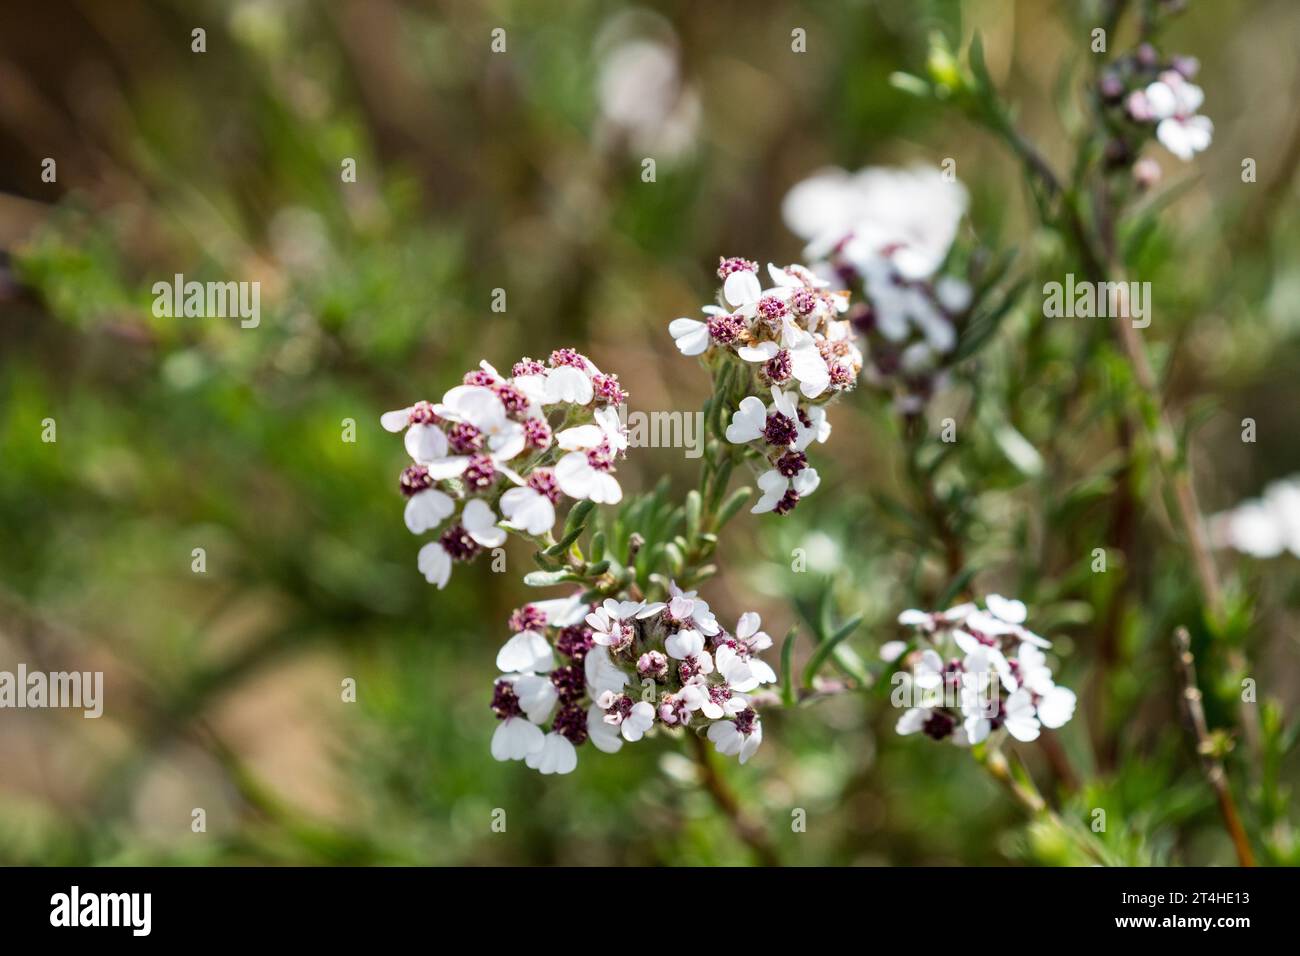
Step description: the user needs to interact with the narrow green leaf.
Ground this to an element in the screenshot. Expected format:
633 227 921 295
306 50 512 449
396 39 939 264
802 615 863 688
714 486 752 530
684 490 702 543
780 626 798 707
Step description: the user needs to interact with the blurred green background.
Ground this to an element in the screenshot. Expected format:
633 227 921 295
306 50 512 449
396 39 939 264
1 0 1297 865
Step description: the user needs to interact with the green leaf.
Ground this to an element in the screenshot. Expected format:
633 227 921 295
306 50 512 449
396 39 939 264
564 499 595 534
802 615 862 688
545 525 585 556
684 490 702 543
714 486 752 531
780 626 798 707
523 569 581 587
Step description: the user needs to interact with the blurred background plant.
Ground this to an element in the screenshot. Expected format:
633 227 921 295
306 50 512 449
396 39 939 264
0 0 1297 866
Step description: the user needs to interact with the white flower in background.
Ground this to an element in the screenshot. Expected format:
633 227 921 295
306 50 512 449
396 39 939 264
437 386 526 462
417 539 452 589
585 599 643 649
499 470 561 535
584 644 629 696
595 11 700 161
783 165 968 281
892 595 1076 745
1144 70 1212 160
1002 689 1041 742
713 645 758 693
512 673 559 724
1210 476 1300 559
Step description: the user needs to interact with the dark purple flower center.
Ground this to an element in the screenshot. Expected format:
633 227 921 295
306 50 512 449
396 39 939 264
400 464 433 497
549 348 587 370
447 422 484 454
757 295 788 321
463 370 497 387
717 256 758 279
550 665 586 705
922 710 956 740
706 312 747 344
776 450 807 477
556 625 594 662
508 604 548 634
463 454 496 489
734 708 758 735
790 289 817 316
527 468 561 503
592 373 627 405
439 525 481 561
491 681 523 720
552 703 589 745
524 418 551 449
774 490 800 515
512 358 546 377
408 401 439 425
764 350 793 383
763 411 798 446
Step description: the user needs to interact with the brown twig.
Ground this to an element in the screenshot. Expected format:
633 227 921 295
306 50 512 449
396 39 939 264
688 732 781 866
1172 627 1255 867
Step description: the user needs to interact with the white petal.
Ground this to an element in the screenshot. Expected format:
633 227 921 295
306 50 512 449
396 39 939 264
723 270 761 307
381 407 412 432
491 717 544 761
496 631 555 673
416 542 451 588
405 423 448 462
404 488 455 534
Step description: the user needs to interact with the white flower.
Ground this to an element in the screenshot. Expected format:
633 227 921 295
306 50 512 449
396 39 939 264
895 707 931 735
735 613 778 684
437 386 526 461
1016 642 1056 696
1003 688 1041 742
912 648 945 692
784 165 968 280
666 582 720 634
586 599 641 647
511 673 559 724
404 486 455 534
587 704 623 753
959 670 994 746
751 467 820 514
602 699 656 742
669 317 711 356
584 644 629 695
496 628 555 674
714 644 759 692
461 498 506 548
556 405 628 454
880 640 908 662
1036 685 1077 729
417 541 452 589
1210 477 1300 559
681 679 747 719
525 732 578 774
725 396 767 444
491 716 545 761
665 627 705 660
1145 71 1212 161
555 451 622 503
543 365 594 405
499 484 556 535
708 714 762 763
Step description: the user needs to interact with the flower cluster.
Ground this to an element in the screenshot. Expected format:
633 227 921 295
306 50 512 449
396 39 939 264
490 584 776 774
783 165 974 414
382 350 629 588
1099 45 1212 166
670 257 861 514
884 595 1076 746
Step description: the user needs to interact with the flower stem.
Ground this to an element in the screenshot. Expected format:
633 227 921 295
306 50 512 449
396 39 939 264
1172 627 1256 867
688 732 781 866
